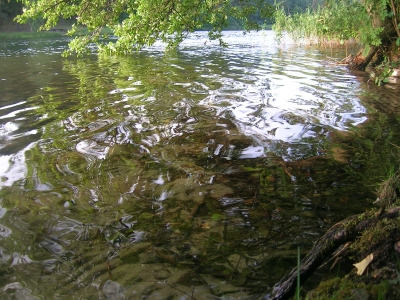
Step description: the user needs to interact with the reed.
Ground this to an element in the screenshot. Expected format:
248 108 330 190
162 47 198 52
273 1 366 47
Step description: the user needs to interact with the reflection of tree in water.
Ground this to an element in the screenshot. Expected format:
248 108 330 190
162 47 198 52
2 51 399 298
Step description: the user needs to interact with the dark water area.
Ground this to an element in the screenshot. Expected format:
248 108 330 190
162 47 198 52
0 31 400 299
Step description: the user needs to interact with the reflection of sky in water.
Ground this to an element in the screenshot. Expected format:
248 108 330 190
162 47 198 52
0 31 382 300
0 143 36 189
193 32 367 158
0 31 368 187
0 118 37 189
201 87 366 143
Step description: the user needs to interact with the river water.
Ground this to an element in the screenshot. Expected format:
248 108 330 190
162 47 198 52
0 31 399 299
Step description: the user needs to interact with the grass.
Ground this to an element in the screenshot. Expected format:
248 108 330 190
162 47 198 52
262 24 273 30
0 31 64 39
375 167 400 208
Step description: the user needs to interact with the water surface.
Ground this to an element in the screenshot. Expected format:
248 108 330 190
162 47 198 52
0 31 399 299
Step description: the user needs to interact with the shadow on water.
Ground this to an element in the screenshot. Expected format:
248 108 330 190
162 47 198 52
0 32 399 299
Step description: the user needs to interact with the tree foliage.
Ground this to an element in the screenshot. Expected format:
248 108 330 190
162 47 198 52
16 0 273 55
0 0 22 24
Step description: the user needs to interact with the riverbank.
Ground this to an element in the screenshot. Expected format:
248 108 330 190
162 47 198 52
0 19 114 39
269 205 400 299
0 20 272 40
0 30 64 39
307 203 400 299
0 19 69 39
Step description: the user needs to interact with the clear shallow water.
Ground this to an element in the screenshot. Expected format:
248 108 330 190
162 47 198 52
0 31 399 299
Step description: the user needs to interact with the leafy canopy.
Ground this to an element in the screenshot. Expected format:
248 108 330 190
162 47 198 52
16 0 273 56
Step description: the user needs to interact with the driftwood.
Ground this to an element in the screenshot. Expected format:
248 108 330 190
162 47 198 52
348 46 379 70
263 207 400 300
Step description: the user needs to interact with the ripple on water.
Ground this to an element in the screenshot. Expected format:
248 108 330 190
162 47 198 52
0 282 40 300
76 140 110 160
0 31 392 299
0 122 18 139
0 223 11 237
0 143 36 189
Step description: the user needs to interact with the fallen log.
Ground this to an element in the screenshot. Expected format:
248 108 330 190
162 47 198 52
348 46 380 70
263 207 400 300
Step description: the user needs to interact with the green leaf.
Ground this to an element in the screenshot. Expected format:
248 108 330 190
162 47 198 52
16 0 274 55
140 212 154 219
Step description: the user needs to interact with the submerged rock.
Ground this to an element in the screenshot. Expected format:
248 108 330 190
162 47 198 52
102 280 125 299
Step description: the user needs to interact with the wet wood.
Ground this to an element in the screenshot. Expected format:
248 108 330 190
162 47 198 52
279 156 327 178
151 247 177 264
107 260 112 280
348 46 379 70
187 199 205 221
264 207 400 300
338 54 354 65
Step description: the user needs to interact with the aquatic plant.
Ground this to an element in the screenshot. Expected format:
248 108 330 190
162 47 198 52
370 59 400 86
273 1 362 46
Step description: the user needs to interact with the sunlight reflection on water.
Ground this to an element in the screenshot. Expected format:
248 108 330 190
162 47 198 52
0 31 385 299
